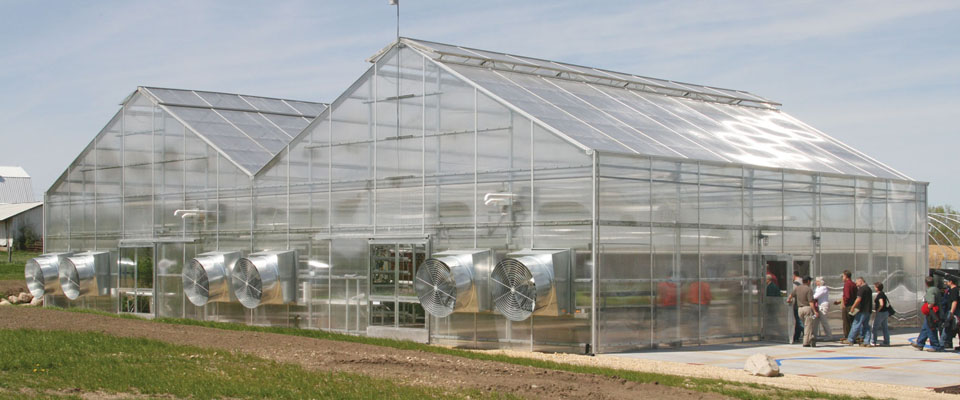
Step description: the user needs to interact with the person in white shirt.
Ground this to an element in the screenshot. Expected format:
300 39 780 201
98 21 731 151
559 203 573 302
814 276 833 341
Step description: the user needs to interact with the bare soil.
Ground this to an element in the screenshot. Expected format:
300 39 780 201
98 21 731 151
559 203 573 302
0 306 726 400
0 280 26 297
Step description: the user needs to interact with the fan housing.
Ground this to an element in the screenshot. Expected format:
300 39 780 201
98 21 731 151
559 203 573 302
414 249 492 318
24 252 73 298
231 250 297 309
183 251 240 306
490 249 573 321
58 251 111 300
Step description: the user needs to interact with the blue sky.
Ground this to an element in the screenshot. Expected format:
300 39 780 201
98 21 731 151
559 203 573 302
1 1 958 205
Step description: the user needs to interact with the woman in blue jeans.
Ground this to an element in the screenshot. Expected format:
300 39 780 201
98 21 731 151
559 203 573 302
872 282 891 346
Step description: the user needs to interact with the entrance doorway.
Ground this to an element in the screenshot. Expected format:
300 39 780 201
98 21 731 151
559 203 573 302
118 246 155 316
760 254 813 343
368 240 428 329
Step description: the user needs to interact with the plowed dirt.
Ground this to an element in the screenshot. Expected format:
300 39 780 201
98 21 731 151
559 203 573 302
0 306 726 399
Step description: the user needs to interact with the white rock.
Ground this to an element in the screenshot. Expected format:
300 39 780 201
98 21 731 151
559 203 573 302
6 295 18 305
18 292 33 303
29 296 42 306
744 353 780 377
0 299 10 306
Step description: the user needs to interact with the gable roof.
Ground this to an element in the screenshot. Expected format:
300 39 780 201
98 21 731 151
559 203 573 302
138 87 327 176
0 166 35 204
0 202 42 221
381 38 909 181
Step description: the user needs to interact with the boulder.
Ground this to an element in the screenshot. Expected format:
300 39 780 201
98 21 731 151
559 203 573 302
29 296 42 306
744 353 780 377
0 299 10 306
6 295 18 305
18 292 33 304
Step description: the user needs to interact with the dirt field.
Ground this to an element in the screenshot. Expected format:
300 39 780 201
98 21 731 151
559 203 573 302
0 306 726 400
0 280 26 297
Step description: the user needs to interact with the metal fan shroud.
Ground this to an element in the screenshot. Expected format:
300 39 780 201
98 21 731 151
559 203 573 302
414 249 492 317
24 253 71 298
183 251 239 306
231 250 297 309
57 251 110 300
491 256 553 321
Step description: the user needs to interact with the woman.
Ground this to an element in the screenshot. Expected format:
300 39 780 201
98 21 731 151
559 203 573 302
872 282 891 346
814 277 833 341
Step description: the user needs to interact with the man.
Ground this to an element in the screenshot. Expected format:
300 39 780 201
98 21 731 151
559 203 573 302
686 279 712 341
914 276 940 351
936 278 959 352
835 270 856 343
791 276 819 347
786 271 804 343
846 277 873 347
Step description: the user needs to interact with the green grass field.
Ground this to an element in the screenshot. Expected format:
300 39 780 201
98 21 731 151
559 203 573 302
0 250 37 281
54 308 861 400
0 329 513 400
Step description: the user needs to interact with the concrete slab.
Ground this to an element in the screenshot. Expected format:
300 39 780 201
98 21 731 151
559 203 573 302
605 330 960 388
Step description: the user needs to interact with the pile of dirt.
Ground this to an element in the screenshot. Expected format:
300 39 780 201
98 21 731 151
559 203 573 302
0 307 726 400
0 280 26 297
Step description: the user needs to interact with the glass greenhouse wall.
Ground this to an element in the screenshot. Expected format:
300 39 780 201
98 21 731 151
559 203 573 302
39 38 926 354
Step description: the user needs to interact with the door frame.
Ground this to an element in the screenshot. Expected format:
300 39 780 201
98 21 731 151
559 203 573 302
367 238 431 331
117 244 157 318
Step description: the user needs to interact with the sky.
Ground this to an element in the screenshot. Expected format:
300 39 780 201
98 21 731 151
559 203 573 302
1 1 958 205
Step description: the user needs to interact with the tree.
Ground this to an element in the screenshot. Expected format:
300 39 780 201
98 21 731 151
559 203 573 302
929 205 960 246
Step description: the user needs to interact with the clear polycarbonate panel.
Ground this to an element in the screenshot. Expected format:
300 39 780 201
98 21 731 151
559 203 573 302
194 91 256 111
216 109 292 153
439 58 908 180
262 114 311 137
285 100 326 117
164 106 273 173
239 95 302 115
144 87 209 108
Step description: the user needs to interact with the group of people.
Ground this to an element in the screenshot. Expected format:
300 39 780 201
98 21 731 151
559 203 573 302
775 270 893 348
913 275 960 352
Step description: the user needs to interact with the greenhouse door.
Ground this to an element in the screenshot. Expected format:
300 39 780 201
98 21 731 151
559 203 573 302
368 240 428 329
118 245 155 317
760 254 793 343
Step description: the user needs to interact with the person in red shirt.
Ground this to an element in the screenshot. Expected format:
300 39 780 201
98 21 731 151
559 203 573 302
656 276 680 347
834 270 856 343
687 280 713 340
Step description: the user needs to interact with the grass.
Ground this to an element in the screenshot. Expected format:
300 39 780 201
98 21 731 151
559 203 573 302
57 307 868 400
0 250 38 281
0 329 513 400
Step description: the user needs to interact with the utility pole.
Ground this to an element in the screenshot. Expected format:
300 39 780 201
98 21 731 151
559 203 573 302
6 220 11 263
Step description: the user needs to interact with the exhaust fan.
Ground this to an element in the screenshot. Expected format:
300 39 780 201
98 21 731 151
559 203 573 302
490 249 574 321
58 251 111 300
414 249 493 318
24 252 73 298
183 251 241 306
231 250 297 309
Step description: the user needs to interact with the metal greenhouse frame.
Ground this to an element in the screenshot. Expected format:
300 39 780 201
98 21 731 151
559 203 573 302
36 38 927 354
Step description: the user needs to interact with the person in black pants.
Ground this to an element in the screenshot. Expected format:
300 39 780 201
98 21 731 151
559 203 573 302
786 271 803 343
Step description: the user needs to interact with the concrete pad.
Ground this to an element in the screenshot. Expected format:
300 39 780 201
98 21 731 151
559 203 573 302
606 330 960 388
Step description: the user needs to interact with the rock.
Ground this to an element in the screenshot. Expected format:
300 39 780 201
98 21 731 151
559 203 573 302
744 353 780 377
6 295 18 305
29 296 42 306
0 299 10 306
18 292 33 304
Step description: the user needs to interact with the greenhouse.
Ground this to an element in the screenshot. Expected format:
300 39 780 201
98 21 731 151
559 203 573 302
32 38 926 354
